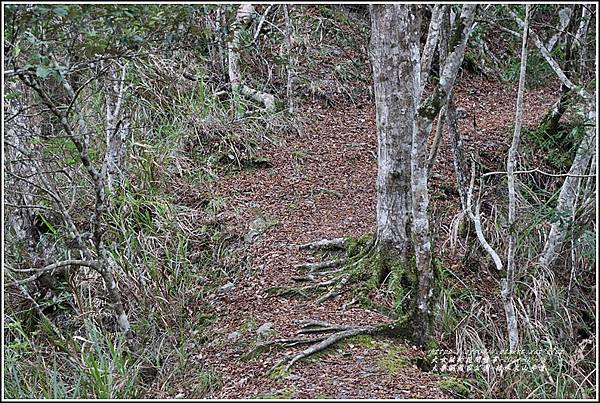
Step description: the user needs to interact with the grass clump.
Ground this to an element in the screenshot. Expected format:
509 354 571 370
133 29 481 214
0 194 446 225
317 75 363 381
193 369 222 396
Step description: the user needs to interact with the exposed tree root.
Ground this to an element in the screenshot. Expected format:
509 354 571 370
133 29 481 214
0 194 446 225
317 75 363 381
291 260 346 282
279 236 378 303
342 298 358 310
276 327 371 372
297 237 348 251
269 317 413 374
295 319 354 334
266 276 345 298
264 236 420 374
315 274 352 304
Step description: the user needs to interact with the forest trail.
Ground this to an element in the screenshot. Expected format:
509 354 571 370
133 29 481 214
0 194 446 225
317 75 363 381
190 77 556 399
6 4 595 400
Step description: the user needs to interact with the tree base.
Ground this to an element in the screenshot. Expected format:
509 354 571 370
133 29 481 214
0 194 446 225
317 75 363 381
262 236 432 372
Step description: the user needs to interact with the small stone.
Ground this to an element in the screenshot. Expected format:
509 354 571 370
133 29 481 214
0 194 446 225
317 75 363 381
228 331 242 341
174 392 185 399
355 355 365 362
220 282 235 292
256 322 273 335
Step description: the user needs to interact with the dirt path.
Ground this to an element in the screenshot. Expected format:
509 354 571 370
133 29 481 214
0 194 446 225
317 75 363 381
193 77 557 399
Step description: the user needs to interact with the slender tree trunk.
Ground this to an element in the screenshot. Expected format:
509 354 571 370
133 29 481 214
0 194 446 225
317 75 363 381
4 81 38 252
574 5 592 79
447 92 469 211
538 104 596 269
102 62 129 196
16 69 133 337
546 6 573 53
284 4 296 114
411 4 477 346
426 6 450 174
504 4 530 353
541 6 578 135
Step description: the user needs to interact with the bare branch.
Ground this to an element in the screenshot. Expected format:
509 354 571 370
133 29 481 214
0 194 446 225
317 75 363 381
6 259 100 286
509 8 592 101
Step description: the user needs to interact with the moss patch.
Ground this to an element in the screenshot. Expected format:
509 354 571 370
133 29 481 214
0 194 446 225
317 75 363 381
345 234 374 257
439 376 471 398
376 342 412 375
342 334 377 348
257 387 296 399
268 364 291 380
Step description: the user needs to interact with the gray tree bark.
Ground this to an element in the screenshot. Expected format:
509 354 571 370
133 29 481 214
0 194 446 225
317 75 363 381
538 105 596 269
284 4 296 114
101 62 129 196
228 4 275 112
4 82 38 250
411 4 477 346
504 4 531 352
370 4 418 271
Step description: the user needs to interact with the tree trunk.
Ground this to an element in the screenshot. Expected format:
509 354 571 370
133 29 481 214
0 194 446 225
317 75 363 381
541 5 578 135
370 4 476 346
538 102 596 269
411 4 477 346
447 92 469 211
4 81 39 252
284 4 296 114
102 62 129 197
504 4 531 353
426 6 451 174
227 4 275 112
370 5 418 279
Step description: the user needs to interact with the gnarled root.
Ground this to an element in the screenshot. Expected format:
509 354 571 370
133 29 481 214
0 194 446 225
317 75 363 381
268 317 412 374
276 327 371 372
297 237 348 251
284 236 376 303
294 259 343 272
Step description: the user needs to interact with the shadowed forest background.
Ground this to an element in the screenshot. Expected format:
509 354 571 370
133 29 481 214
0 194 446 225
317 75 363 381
2 3 597 399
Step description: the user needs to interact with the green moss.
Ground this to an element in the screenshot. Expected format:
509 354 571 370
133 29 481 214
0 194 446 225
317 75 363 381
345 234 373 257
268 364 291 380
376 343 412 375
439 376 471 398
388 259 418 318
344 334 377 347
239 318 257 333
257 387 296 399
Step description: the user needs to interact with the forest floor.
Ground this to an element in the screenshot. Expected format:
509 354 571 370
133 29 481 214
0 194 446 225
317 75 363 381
159 75 557 399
